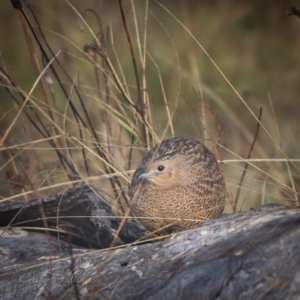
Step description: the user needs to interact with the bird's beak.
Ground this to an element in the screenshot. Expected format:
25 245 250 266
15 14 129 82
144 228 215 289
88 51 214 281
138 172 156 180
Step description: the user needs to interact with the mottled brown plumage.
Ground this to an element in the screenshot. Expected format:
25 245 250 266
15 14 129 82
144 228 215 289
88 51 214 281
129 137 226 235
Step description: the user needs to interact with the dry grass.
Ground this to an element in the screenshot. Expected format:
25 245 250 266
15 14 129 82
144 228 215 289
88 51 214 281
0 0 299 235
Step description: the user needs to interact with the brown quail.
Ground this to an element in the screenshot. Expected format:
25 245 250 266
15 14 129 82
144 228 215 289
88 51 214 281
129 137 226 235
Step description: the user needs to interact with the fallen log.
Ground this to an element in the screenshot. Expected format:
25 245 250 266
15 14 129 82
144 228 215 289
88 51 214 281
0 184 146 249
0 185 300 299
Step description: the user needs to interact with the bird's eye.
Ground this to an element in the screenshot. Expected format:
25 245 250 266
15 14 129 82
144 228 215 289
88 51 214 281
157 165 164 171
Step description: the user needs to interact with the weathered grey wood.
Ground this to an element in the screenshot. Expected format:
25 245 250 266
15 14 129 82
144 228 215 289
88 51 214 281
0 184 146 249
1 200 300 300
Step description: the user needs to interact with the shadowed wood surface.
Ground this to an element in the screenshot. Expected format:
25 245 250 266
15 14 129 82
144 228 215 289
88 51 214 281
0 184 146 249
1 185 300 299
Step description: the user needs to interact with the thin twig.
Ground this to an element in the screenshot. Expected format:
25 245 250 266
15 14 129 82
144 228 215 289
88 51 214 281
234 107 263 211
118 0 148 147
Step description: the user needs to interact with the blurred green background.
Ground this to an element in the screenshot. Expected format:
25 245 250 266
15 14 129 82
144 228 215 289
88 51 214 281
0 0 299 211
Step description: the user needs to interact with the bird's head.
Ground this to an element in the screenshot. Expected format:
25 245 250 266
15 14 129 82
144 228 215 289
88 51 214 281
130 137 211 193
139 159 175 186
137 156 188 187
